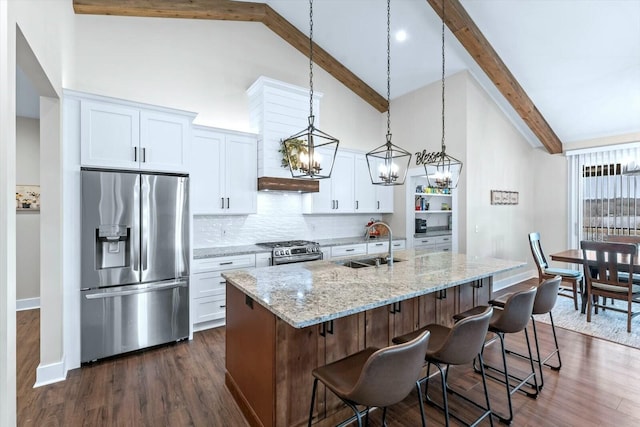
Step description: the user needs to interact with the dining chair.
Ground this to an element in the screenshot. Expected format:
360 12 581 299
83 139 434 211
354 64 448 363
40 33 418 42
308 330 430 427
529 232 582 310
604 235 640 284
580 240 640 333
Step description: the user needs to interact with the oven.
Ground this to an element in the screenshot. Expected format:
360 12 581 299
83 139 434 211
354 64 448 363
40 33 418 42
256 240 323 266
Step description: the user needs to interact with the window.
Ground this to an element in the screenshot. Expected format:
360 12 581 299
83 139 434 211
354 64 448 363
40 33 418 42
567 143 640 247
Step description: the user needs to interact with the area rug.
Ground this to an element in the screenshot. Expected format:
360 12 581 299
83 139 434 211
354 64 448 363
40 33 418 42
536 296 640 349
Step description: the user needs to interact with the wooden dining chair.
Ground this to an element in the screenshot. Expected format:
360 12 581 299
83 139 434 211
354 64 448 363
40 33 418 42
580 240 640 332
529 232 582 310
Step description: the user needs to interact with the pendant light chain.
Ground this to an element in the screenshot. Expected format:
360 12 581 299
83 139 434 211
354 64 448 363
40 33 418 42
441 0 446 152
386 0 391 138
309 0 314 118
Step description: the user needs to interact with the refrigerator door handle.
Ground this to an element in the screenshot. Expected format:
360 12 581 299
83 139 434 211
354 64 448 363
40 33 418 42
84 280 187 299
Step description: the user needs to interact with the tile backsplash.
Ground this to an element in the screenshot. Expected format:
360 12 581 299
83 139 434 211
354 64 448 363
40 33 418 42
193 192 381 248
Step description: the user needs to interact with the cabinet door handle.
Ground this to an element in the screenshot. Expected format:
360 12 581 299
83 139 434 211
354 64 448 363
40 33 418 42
220 304 226 308
355 200 359 210
226 197 230 209
437 289 447 300
142 147 146 163
319 322 326 337
327 320 334 335
336 200 339 210
133 147 138 162
221 198 225 209
377 201 380 209
331 200 335 209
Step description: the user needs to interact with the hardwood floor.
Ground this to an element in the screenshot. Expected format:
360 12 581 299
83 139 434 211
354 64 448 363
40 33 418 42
16 281 640 426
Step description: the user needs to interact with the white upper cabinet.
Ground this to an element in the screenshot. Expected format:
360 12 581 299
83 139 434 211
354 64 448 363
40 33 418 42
191 126 257 215
303 150 354 214
303 150 394 214
77 93 195 173
139 110 191 172
80 101 140 170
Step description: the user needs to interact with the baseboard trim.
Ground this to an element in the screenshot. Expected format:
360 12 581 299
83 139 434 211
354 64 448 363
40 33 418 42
493 269 537 292
34 358 67 388
16 297 40 311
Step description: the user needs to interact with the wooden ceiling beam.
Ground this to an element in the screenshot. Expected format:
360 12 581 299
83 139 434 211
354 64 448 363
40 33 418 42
426 0 563 154
73 0 388 112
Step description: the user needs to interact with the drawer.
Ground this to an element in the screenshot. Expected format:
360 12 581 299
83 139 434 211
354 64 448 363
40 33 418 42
435 235 452 244
392 240 406 250
367 240 406 255
331 244 367 258
193 295 226 324
255 252 272 268
192 253 255 273
367 241 389 254
192 271 226 299
435 243 452 252
413 237 436 248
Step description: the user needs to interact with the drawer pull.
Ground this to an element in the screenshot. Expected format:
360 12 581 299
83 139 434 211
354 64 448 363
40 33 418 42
220 261 233 266
375 243 384 246
346 248 355 252
220 304 226 308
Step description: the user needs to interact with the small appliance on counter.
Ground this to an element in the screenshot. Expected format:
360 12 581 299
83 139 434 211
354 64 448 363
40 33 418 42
415 218 427 234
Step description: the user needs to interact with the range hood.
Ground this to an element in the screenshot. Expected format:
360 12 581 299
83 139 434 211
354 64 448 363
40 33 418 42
257 177 319 193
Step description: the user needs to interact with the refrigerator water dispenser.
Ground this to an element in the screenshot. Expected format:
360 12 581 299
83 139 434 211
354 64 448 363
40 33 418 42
96 224 130 269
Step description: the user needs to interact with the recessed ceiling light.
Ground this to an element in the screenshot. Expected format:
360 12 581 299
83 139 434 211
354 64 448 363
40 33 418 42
395 30 408 42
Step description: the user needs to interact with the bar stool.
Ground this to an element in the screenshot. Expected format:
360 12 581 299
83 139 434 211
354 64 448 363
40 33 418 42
308 330 430 427
393 306 494 427
491 276 562 389
455 287 538 425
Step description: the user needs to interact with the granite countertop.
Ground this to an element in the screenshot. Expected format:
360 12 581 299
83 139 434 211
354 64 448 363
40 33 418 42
222 249 524 329
193 236 410 259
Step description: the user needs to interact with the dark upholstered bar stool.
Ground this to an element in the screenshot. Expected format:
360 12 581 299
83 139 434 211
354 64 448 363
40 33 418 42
308 330 430 427
490 276 562 389
454 287 538 425
393 306 494 427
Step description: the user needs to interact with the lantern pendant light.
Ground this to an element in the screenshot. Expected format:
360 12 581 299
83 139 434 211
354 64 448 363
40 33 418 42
423 0 463 190
366 0 412 186
281 0 339 180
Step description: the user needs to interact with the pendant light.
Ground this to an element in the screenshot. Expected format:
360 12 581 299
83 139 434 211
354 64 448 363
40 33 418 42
281 0 339 180
423 1 463 190
366 0 412 186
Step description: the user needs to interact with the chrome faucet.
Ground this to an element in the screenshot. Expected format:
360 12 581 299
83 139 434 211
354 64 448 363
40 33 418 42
367 221 393 266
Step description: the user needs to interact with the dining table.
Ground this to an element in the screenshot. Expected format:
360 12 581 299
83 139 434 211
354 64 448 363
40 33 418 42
550 247 640 314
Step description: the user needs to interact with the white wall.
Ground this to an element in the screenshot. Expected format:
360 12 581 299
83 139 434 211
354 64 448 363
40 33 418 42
465 73 537 282
16 117 40 304
71 15 384 152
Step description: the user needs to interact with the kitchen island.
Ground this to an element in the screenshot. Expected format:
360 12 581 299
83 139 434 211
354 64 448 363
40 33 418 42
222 250 524 427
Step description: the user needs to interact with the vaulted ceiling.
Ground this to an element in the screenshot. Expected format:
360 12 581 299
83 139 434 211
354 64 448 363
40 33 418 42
72 0 640 155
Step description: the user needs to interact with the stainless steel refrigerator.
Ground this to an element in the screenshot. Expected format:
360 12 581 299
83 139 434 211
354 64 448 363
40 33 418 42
80 168 190 363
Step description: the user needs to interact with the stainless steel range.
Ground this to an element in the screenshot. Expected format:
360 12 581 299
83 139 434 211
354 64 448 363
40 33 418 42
257 240 323 265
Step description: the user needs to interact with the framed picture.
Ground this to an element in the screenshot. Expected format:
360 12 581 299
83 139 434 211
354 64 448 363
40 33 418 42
509 191 519 204
490 190 502 205
16 185 40 211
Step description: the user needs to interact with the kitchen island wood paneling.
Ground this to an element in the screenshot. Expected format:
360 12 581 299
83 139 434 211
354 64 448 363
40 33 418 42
223 250 523 427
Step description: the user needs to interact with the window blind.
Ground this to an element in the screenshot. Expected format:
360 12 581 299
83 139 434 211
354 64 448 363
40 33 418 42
567 144 640 248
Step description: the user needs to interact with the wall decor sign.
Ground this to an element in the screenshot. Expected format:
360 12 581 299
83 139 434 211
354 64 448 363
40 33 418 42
491 190 518 205
16 185 40 211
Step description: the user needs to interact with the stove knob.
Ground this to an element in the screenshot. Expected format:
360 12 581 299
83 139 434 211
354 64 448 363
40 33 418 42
286 249 290 255
275 250 282 256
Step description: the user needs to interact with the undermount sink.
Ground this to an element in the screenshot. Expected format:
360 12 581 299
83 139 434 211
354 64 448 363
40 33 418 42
336 257 404 269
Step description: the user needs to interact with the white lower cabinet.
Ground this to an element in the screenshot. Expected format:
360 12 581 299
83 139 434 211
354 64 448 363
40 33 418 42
367 239 406 255
413 235 452 252
191 254 255 331
331 243 367 258
255 252 272 268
